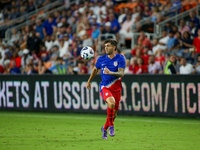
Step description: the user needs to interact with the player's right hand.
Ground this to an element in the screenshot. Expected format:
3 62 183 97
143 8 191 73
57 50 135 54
87 82 91 90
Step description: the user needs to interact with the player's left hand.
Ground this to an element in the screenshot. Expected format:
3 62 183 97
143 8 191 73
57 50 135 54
103 66 111 75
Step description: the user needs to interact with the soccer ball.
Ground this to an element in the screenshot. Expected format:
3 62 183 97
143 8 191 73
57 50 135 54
80 46 94 60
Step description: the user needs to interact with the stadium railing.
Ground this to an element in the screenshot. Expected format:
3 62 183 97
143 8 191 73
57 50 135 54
4 1 76 42
0 0 63 32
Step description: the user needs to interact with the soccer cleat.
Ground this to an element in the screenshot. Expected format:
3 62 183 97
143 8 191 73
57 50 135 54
109 126 115 137
101 126 108 139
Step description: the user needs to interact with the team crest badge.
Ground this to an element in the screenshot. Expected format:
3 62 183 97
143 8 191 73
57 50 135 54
114 61 118 67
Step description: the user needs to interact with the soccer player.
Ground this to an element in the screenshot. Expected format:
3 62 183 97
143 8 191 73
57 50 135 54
86 39 125 139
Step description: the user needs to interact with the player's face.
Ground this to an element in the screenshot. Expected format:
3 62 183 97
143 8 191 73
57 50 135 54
105 43 114 55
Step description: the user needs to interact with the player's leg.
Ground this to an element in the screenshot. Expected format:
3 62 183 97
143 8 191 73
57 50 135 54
106 97 115 136
113 90 121 122
100 88 115 139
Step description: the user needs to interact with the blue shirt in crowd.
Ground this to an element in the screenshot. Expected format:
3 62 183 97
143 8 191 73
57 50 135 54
92 29 100 39
111 19 121 33
36 25 44 40
10 67 21 74
167 37 176 49
42 19 57 35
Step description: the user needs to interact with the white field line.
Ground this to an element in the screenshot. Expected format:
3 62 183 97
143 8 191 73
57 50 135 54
0 113 199 125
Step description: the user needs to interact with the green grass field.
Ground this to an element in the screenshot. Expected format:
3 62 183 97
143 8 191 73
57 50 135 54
0 112 199 150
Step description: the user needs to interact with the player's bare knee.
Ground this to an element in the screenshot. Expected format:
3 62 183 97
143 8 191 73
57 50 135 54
107 97 115 109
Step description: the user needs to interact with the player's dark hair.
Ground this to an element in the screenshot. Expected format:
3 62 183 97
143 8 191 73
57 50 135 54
104 39 118 51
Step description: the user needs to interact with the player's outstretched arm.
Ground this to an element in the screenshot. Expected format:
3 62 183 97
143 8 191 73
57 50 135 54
103 67 125 77
87 67 99 90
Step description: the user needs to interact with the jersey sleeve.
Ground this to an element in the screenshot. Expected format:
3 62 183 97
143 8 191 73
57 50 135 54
95 57 101 69
118 55 126 69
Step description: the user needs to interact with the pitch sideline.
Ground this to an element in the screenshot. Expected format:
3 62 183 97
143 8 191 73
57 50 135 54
0 113 199 125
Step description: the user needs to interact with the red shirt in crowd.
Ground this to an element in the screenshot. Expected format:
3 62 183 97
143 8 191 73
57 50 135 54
129 65 136 73
134 65 148 74
0 65 4 73
81 66 88 74
137 37 152 50
155 56 165 66
141 55 149 65
131 48 143 56
10 57 21 68
193 37 200 53
87 29 93 37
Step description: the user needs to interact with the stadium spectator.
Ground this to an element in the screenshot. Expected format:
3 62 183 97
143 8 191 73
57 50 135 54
43 14 57 36
11 28 20 44
10 51 21 68
27 0 36 13
164 31 177 54
164 54 176 74
91 24 100 40
57 35 70 58
151 6 162 23
101 22 116 40
129 57 137 74
37 59 48 75
150 0 162 9
152 38 160 55
4 59 10 74
159 0 172 13
157 30 169 51
179 20 190 38
141 46 149 66
119 13 134 46
73 60 88 74
85 23 93 37
155 49 165 68
108 13 121 33
91 15 100 28
189 21 198 39
82 33 93 48
10 60 21 74
134 57 148 74
71 17 78 34
45 35 53 52
179 57 195 74
35 19 44 40
172 25 178 34
164 21 173 33
118 8 126 24
188 11 200 28
124 59 132 74
193 29 200 62
26 63 37 75
49 57 67 74
148 55 161 74
21 49 33 70
137 31 152 50
131 7 139 23
143 6 151 20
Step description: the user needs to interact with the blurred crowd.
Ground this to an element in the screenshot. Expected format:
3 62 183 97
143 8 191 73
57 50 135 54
0 0 56 26
0 0 199 75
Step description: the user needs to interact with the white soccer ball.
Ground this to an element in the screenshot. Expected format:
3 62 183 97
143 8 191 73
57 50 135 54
80 46 94 60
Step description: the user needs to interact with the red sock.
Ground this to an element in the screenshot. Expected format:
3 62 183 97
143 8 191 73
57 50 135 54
104 117 109 130
107 107 114 126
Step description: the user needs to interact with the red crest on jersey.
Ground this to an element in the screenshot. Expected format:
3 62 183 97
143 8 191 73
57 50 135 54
114 61 118 67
